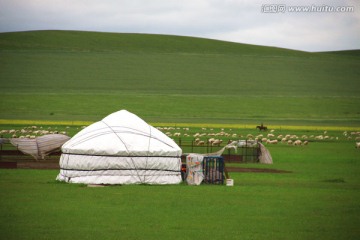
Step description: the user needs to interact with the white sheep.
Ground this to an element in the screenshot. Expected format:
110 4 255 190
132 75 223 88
246 134 254 140
212 139 223 146
315 135 323 140
267 139 278 144
267 133 275 138
356 142 360 148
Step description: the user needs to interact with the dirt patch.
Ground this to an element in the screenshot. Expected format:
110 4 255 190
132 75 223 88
0 160 59 169
226 167 291 173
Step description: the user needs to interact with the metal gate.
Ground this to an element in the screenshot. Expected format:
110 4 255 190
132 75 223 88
202 156 224 184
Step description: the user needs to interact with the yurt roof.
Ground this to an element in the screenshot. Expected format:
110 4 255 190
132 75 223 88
61 110 181 157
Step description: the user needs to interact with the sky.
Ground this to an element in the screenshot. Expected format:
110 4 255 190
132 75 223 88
0 0 359 52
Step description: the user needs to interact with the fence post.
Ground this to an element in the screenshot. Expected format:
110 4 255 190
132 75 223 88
227 148 231 163
0 135 2 161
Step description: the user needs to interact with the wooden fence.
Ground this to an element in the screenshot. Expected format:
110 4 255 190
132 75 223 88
0 139 261 166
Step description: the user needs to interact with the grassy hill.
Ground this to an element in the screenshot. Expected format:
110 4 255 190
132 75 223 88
0 30 359 126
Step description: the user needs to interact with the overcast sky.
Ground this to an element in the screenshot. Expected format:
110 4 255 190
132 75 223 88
0 0 359 52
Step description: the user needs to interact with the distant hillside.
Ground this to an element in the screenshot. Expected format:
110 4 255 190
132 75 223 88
0 30 309 56
0 30 359 125
321 49 360 57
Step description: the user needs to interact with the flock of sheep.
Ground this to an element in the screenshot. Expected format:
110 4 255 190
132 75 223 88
0 125 359 149
157 127 360 148
0 126 68 139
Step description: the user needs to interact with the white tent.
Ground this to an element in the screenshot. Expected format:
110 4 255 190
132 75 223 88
56 110 182 185
10 134 70 160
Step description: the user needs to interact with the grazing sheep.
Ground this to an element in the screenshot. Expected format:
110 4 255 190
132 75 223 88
303 141 309 145
246 134 254 140
173 132 181 137
293 140 302 146
315 135 323 140
267 133 275 138
356 142 360 149
287 140 293 145
266 139 278 144
212 139 223 146
290 135 298 139
197 141 205 146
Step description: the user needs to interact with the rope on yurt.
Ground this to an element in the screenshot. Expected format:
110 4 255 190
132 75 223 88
100 120 143 183
142 124 152 184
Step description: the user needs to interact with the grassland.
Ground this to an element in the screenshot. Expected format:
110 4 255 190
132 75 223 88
0 30 359 126
0 30 359 240
1 139 359 240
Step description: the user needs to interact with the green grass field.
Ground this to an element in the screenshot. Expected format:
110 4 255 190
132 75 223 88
0 30 359 239
1 140 359 240
0 30 359 125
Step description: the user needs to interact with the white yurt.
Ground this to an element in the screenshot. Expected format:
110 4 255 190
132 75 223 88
56 110 182 185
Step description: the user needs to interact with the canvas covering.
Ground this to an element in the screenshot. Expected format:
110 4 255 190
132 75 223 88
56 110 182 185
185 154 204 185
10 134 70 160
